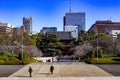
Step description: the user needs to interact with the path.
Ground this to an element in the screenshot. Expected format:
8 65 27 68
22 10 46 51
9 62 113 77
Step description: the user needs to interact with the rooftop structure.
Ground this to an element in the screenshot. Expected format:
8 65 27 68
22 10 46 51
47 31 74 41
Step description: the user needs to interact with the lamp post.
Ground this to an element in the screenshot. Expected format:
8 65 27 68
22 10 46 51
21 30 24 65
97 29 99 62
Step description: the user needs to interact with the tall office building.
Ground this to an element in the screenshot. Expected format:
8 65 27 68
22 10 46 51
23 17 32 34
63 12 85 33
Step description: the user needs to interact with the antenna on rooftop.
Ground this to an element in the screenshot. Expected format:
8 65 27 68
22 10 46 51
69 0 72 12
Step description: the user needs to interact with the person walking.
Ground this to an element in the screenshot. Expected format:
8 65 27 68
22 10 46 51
28 66 33 77
50 65 54 74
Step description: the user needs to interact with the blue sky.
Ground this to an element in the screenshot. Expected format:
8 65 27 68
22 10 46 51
0 0 120 32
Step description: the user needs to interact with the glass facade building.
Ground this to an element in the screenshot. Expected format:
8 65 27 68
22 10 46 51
63 12 85 33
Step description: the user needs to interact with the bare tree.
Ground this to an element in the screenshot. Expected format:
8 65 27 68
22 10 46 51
25 45 42 57
74 42 93 59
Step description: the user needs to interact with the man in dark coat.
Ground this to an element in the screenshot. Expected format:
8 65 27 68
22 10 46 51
28 66 33 77
50 65 54 74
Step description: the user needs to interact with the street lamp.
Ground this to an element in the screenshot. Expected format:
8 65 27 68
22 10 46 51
21 30 24 65
97 29 99 62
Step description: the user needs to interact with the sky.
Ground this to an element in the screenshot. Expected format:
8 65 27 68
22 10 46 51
0 0 120 32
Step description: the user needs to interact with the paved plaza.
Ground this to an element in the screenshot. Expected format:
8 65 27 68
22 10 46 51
3 62 120 80
9 62 113 77
1 77 120 80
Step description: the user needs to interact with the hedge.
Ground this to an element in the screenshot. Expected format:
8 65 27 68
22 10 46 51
86 58 119 64
0 60 5 64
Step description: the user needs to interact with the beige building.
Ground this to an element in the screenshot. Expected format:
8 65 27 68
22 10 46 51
0 23 14 37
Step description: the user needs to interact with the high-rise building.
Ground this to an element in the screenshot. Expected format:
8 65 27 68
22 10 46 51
23 17 32 34
63 12 85 33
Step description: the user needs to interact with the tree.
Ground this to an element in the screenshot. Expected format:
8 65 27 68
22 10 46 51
25 45 42 57
37 33 65 56
78 30 86 42
31 34 39 46
86 30 96 40
74 42 93 59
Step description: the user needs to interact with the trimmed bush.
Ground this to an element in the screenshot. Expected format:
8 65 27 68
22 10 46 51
0 60 5 64
0 51 11 56
8 57 19 61
24 58 39 65
0 56 9 61
5 60 21 65
112 57 120 61
86 58 115 64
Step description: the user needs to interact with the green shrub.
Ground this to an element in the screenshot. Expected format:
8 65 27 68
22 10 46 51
86 58 115 64
103 54 117 58
86 50 95 58
0 60 5 64
0 51 11 56
94 49 103 58
117 54 120 57
18 52 27 60
0 56 9 61
8 57 19 61
24 58 39 64
112 57 120 61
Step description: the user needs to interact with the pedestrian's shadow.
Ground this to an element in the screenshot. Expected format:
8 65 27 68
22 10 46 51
16 76 29 77
37 73 50 75
37 72 52 77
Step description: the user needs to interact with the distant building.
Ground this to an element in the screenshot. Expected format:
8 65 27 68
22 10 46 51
13 27 20 34
0 23 14 37
23 17 32 34
64 25 78 39
89 20 120 34
42 27 57 32
107 30 120 38
63 12 85 33
47 31 75 45
13 26 26 35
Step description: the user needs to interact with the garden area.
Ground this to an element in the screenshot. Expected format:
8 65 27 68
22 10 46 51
0 51 38 65
72 30 120 64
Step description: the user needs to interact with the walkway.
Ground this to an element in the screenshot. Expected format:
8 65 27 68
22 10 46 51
9 62 113 77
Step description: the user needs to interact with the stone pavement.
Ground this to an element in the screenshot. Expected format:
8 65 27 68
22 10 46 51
1 77 120 80
9 62 113 78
